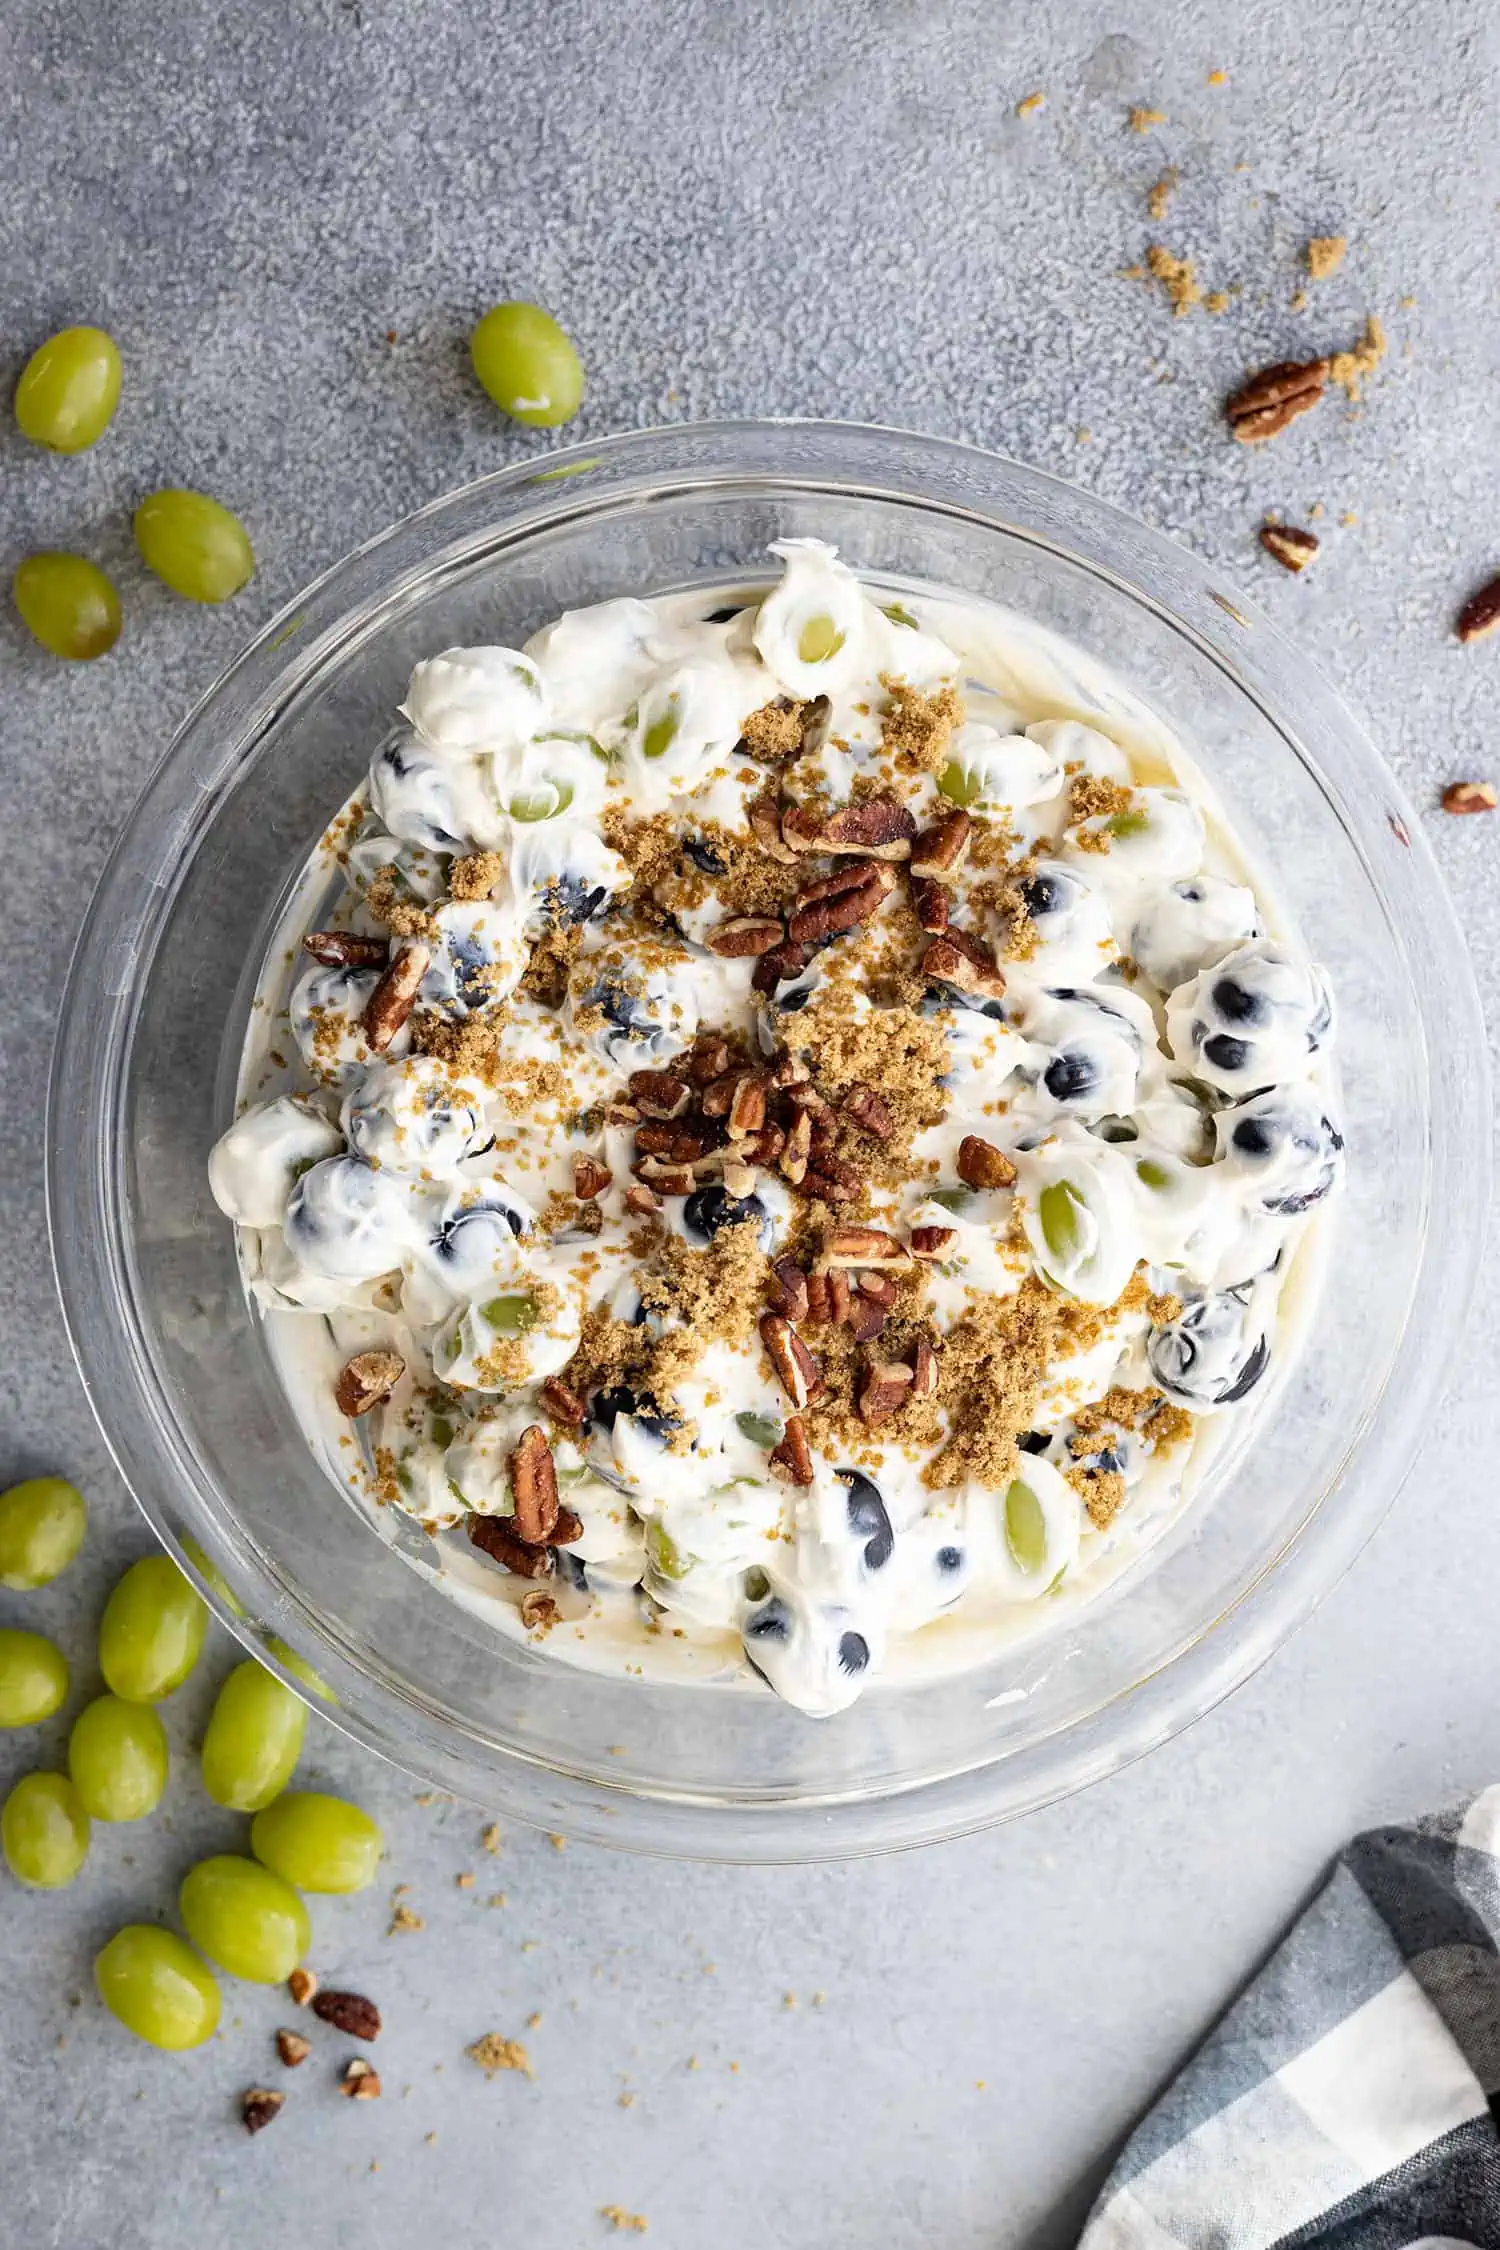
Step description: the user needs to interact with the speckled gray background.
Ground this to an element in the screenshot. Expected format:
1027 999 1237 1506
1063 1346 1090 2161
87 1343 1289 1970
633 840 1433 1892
2 1 1497 2243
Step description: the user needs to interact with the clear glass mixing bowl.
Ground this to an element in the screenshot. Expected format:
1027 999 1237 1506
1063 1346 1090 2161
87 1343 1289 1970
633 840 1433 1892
47 422 1488 1861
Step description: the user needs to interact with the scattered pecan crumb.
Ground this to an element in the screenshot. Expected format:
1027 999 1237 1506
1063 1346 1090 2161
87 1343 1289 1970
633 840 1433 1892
288 1967 319 2007
1146 169 1176 220
1128 105 1166 132
389 1902 425 1934
601 2210 649 2234
1015 90 1045 118
362 941 429 1052
242 2088 284 2133
1455 574 1500 644
314 1990 382 2040
335 1349 404 1418
957 1136 1017 1190
341 2058 382 2100
1259 523 1320 574
467 2032 535 2078
1226 358 1328 443
276 2028 311 2068
1305 234 1347 280
1441 780 1496 815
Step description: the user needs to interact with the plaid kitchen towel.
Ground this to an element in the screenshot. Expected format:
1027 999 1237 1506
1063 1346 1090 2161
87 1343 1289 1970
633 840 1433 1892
1081 1787 1500 2249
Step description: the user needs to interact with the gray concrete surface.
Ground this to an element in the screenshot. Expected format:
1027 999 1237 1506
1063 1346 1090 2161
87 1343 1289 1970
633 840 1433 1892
2 0 1498 2243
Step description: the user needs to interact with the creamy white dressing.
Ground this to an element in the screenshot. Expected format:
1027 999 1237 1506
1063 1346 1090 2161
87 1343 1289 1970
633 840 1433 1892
211 542 1342 1719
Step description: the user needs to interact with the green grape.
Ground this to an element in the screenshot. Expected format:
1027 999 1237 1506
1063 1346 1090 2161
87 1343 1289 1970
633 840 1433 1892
479 1291 538 1337
641 698 680 761
68 1695 168 1821
133 488 255 603
179 1533 245 1617
1039 1180 1086 1266
250 1790 383 1894
936 760 982 808
734 1410 783 1448
0 1474 87 1589
13 553 121 660
1106 809 1149 839
509 780 574 821
14 325 121 452
1004 1479 1049 1575
882 601 921 630
98 1555 208 1702
179 1854 310 1983
646 1520 689 1580
0 1629 70 1727
796 614 844 664
200 1660 307 1813
930 1186 975 1215
2 1772 90 1887
1136 1158 1172 1192
265 1635 338 1706
95 1926 220 2050
469 301 584 427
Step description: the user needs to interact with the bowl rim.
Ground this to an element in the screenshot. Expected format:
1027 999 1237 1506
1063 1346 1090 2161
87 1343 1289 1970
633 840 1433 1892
47 416 1492 1861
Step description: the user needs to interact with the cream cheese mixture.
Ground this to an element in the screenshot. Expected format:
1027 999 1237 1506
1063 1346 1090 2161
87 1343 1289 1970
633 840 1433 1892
209 541 1342 1716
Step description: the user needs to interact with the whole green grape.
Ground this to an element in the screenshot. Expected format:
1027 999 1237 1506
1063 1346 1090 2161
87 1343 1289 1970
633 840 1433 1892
200 1660 306 1812
98 1555 208 1702
469 302 584 427
68 1695 168 1821
14 325 121 452
265 1633 337 1705
133 489 255 603
179 1853 310 1983
250 1789 383 1894
2 1772 90 1888
0 1474 87 1588
95 1926 220 2049
0 1629 70 1727
13 553 121 661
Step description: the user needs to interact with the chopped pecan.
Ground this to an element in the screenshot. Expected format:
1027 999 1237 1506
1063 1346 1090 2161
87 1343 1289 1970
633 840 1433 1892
759 1313 824 1409
741 1123 786 1164
722 1159 758 1198
634 1123 713 1160
572 1155 612 1199
467 1513 554 1579
785 1081 828 1113
1456 574 1500 644
909 874 950 934
287 1967 319 2007
767 1257 811 1321
242 2088 284 2134
631 1157 696 1194
779 1108 813 1185
1259 523 1320 573
1225 357 1328 443
826 1269 852 1324
341 2058 382 2100
334 1350 404 1419
909 1223 958 1260
805 1272 832 1323
909 1337 940 1400
700 1074 736 1118
752 938 811 993
781 796 918 859
846 1294 887 1343
818 1226 913 1272
603 1099 640 1127
858 1360 915 1426
709 915 787 958
1442 779 1497 814
956 1135 1017 1190
728 1072 768 1135
910 810 973 881
509 1426 559 1544
749 794 800 864
624 1184 661 1218
688 1035 733 1083
802 1160 859 1204
551 1505 584 1546
856 1271 897 1306
519 1590 560 1629
275 2028 311 2068
303 928 388 969
312 1989 381 2042
362 940 429 1053
843 1084 894 1140
769 1414 815 1486
627 1069 691 1119
920 929 1007 1003
767 1051 810 1090
787 861 894 945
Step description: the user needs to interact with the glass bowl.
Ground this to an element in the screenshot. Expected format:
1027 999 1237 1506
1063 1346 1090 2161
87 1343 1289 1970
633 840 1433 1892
47 422 1488 1862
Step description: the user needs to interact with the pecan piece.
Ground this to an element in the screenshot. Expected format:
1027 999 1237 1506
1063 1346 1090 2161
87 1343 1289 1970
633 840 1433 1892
551 1504 584 1546
759 1313 824 1409
957 1135 1017 1190
688 1035 733 1083
334 1350 404 1419
312 1989 381 2042
362 940 430 1053
909 874 950 934
510 1425 559 1544
519 1589 560 1630
700 1075 736 1118
627 1070 691 1119
909 1337 941 1400
631 1156 697 1194
779 1108 813 1185
843 1084 894 1140
709 915 787 958
817 1226 912 1272
634 1122 713 1159
846 1294 887 1343
741 1123 786 1164
752 938 811 993
623 1184 661 1218
1456 575 1500 645
920 929 1007 1003
341 2058 382 2100
804 1272 832 1323
802 1160 859 1204
467 1514 554 1579
769 1414 815 1486
1259 523 1320 573
1442 779 1497 814
287 1967 319 2007
767 1257 811 1321
909 1223 958 1260
781 796 917 859
856 1271 897 1306
910 810 973 881
1225 357 1328 443
242 2088 284 2134
728 1072 768 1134
749 795 800 864
787 862 894 945
303 928 389 969
572 1155 612 1199
276 2028 311 2067
826 1268 853 1324
858 1359 915 1426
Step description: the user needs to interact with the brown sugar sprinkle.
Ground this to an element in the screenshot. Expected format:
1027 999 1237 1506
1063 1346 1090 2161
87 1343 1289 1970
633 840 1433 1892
366 867 440 942
736 696 825 763
466 2032 535 2078
601 809 679 897
558 1222 769 1424
1146 1291 1184 1326
449 849 505 901
1326 314 1387 402
1067 774 1135 828
1069 1466 1127 1527
880 680 964 774
1146 170 1177 220
1305 234 1347 280
790 993 949 1172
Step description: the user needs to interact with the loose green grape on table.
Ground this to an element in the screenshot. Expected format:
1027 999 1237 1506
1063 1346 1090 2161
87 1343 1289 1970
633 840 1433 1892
200 1659 306 1812
14 325 121 452
179 1853 310 1983
133 488 255 604
251 1790 383 1894
98 1554 208 1701
0 1475 87 1588
469 301 584 427
68 1695 169 1821
13 553 121 661
96 1926 221 2050
0 1629 69 1727
2 1772 90 1888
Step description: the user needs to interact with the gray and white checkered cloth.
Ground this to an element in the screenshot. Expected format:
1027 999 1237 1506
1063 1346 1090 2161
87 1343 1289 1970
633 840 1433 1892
1080 1789 1500 2248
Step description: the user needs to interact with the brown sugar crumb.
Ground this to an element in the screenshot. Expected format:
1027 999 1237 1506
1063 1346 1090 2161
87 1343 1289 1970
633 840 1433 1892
466 2033 535 2078
601 2211 649 2234
880 679 963 773
1015 90 1045 118
1305 234 1347 280
1067 773 1136 852
923 1277 1062 1490
1327 314 1386 401
793 994 949 1164
518 919 582 1010
482 1821 503 1854
367 867 440 942
561 1221 769 1419
1129 106 1166 133
1069 1466 1127 1527
449 850 504 902
388 1903 425 1935
1146 1290 1184 1326
1146 170 1177 221
1146 245 1202 317
1207 67 1228 85
1204 290 1231 316
602 810 679 897
737 698 809 762
411 1009 569 1108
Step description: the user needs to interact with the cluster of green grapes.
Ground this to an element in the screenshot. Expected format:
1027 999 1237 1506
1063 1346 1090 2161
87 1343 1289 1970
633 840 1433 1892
12 301 582 662
0 1476 382 2052
12 326 257 658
